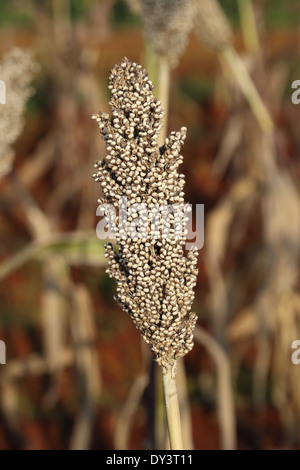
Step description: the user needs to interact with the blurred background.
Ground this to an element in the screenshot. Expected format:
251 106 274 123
0 0 300 450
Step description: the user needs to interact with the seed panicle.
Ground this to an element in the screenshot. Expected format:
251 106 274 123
141 0 196 67
0 48 38 179
93 58 198 369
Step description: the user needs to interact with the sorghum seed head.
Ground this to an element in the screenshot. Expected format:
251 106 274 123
92 58 198 369
141 0 197 67
0 48 38 179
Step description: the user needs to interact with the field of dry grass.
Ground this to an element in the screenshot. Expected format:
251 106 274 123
0 0 300 450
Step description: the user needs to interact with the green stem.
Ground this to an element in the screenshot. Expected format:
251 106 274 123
237 0 259 53
157 54 170 147
162 362 184 450
145 41 158 86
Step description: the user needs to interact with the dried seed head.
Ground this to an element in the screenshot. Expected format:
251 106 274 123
0 48 38 179
92 58 198 369
194 0 232 50
141 0 197 67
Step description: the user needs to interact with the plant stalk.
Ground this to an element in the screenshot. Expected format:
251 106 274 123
145 47 173 449
237 0 259 53
220 46 273 133
155 364 166 449
157 54 170 147
162 362 184 450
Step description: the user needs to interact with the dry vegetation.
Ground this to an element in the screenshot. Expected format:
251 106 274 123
0 0 300 450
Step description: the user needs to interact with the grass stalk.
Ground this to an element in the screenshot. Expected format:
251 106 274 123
157 54 170 146
177 358 194 449
162 363 184 450
237 0 259 53
155 365 166 449
220 46 273 133
144 42 158 87
194 326 236 450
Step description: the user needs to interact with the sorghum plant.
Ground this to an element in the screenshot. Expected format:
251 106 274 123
141 0 196 68
139 0 272 133
92 58 198 449
0 48 37 179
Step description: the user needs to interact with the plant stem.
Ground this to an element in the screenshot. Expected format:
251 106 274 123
145 41 158 87
176 358 194 449
194 326 236 450
220 46 273 133
162 362 184 450
157 54 170 147
145 47 173 449
155 364 166 449
237 0 259 53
